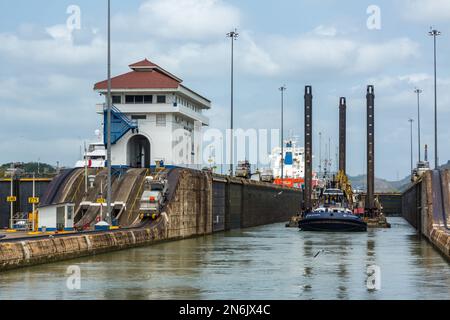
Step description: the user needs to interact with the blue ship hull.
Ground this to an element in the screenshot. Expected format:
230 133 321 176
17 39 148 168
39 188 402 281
299 211 367 232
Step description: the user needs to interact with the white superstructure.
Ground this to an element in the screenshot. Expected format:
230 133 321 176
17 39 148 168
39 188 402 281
269 140 305 179
75 130 107 168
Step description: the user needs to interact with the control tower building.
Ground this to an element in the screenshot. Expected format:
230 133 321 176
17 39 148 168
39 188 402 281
94 59 211 168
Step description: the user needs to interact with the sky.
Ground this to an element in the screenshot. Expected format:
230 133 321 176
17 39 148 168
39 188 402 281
0 0 450 180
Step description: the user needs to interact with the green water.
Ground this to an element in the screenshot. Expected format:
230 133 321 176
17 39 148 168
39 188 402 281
0 217 449 300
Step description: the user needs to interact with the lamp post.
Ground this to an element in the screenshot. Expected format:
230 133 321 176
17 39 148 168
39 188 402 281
106 0 112 225
428 28 441 169
9 172 14 229
414 88 422 162
32 172 36 232
318 131 322 176
279 85 286 180
328 137 331 174
409 118 414 174
226 29 238 176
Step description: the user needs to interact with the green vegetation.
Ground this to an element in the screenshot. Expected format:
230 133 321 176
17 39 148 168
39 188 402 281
0 162 56 178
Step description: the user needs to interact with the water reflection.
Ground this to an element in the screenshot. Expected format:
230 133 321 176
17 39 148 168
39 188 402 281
0 217 449 300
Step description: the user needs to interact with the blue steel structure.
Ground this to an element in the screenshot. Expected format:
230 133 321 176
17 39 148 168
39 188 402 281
103 105 138 145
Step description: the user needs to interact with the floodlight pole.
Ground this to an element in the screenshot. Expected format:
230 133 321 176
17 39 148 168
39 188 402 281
106 0 112 225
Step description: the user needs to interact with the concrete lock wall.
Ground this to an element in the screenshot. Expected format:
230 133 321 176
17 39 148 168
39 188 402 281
0 169 302 271
168 171 302 234
213 176 302 231
360 193 402 216
165 169 213 239
402 170 450 260
402 183 422 230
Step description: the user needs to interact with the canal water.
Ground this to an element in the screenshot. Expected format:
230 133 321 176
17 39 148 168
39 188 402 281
0 217 449 300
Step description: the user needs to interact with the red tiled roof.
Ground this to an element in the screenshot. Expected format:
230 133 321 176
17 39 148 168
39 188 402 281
129 58 157 68
94 59 181 90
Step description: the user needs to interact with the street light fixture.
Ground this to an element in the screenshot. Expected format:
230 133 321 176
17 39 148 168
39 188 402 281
279 85 286 180
226 29 239 176
414 88 422 162
428 28 441 169
318 132 322 176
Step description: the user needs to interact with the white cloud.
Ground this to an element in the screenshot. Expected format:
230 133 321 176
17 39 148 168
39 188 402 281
402 0 450 22
312 25 338 37
352 38 419 73
45 24 73 42
0 31 104 67
269 36 356 73
114 0 240 41
238 33 279 76
262 36 419 76
398 73 431 84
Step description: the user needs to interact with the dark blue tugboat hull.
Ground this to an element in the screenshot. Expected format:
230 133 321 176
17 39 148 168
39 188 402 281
299 216 367 232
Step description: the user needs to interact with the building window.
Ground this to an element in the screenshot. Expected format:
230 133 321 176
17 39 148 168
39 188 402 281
125 95 134 104
131 115 146 120
157 95 166 104
134 95 144 104
144 95 153 104
156 114 166 127
112 95 121 104
125 95 153 104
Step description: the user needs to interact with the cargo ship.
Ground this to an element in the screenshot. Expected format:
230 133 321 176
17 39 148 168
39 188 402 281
266 139 319 189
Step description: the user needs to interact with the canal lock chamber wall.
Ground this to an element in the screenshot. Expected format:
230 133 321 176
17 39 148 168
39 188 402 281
0 169 302 271
402 170 450 260
212 175 303 232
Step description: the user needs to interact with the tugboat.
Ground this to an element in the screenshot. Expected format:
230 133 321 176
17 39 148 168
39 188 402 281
298 172 367 232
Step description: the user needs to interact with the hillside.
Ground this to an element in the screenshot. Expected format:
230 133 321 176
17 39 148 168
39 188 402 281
349 175 409 192
0 162 56 178
348 160 450 193
348 174 411 193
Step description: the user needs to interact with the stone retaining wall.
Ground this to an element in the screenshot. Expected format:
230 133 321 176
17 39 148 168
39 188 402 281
0 225 167 271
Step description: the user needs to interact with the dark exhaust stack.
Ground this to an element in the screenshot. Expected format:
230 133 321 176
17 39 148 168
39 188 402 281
339 97 347 174
304 86 313 211
366 85 375 216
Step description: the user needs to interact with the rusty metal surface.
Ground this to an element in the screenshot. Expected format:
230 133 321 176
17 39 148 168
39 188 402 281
339 97 346 173
304 86 313 210
366 85 375 214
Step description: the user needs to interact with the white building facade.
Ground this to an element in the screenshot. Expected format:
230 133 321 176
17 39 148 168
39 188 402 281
94 59 210 168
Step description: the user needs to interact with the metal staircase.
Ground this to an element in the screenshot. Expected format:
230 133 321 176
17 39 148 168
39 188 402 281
103 105 138 145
